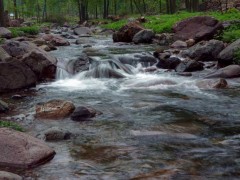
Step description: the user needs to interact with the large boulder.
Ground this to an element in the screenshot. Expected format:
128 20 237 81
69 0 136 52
173 16 222 41
205 65 240 78
0 27 12 38
0 128 55 169
113 22 144 42
42 34 70 46
36 99 75 119
0 59 37 93
1 41 57 81
1 41 43 58
182 40 225 61
74 27 92 36
132 29 155 44
175 59 204 72
21 50 56 80
218 39 240 66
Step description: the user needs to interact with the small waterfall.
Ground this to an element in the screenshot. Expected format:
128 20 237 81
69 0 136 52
75 59 135 79
56 67 71 80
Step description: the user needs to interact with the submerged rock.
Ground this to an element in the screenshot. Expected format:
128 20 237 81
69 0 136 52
0 171 22 180
205 65 240 78
44 127 71 141
36 99 75 119
71 106 101 121
131 169 179 180
0 128 55 169
173 16 222 41
196 78 228 89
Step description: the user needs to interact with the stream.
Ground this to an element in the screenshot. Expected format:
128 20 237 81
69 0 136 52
8 35 240 179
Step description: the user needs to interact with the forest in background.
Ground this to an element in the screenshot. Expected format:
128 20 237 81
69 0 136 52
1 0 239 25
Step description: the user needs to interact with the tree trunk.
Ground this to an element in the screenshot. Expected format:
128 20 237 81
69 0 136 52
133 0 143 16
130 0 134 14
0 0 6 27
13 0 18 19
159 0 162 13
42 0 47 21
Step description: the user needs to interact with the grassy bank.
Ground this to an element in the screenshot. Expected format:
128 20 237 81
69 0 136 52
102 9 240 42
0 120 24 132
9 26 39 38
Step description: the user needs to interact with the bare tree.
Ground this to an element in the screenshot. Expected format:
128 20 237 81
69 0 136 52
0 0 6 27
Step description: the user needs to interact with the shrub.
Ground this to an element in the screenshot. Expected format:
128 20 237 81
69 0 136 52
10 26 39 37
0 120 24 132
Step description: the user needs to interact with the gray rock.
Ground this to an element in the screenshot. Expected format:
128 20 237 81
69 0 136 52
0 171 22 180
44 127 71 141
71 106 101 121
132 29 155 44
205 65 240 78
0 27 12 38
74 27 92 36
182 40 225 61
196 78 228 89
156 57 181 69
175 59 204 72
0 100 9 113
153 33 174 45
0 128 55 169
0 59 37 93
218 39 240 65
170 40 187 49
21 50 56 80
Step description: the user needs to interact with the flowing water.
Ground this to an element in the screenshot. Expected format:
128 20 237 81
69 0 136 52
8 36 240 179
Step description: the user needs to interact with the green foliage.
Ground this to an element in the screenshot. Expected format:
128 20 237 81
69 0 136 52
233 49 240 65
222 30 240 43
0 38 4 44
102 10 240 34
0 120 24 132
10 26 39 37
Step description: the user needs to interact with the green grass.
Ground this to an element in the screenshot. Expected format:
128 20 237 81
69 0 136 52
0 120 24 132
102 9 240 34
10 26 39 37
